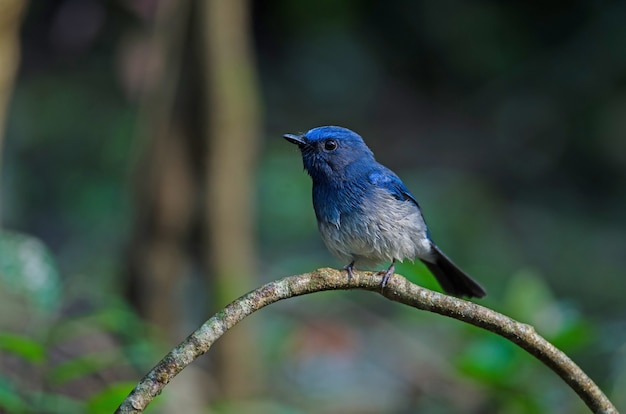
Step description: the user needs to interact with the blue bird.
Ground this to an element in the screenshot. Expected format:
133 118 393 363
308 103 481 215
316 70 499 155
283 126 486 298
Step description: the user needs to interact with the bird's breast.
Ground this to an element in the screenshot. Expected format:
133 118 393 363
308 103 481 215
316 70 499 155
315 186 432 266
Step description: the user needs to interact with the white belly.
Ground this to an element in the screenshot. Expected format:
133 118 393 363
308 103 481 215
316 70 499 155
318 188 432 267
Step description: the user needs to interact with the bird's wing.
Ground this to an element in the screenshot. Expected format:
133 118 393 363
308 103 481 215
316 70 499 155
367 168 421 208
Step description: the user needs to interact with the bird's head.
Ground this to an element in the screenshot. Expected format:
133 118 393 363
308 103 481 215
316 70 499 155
283 126 374 181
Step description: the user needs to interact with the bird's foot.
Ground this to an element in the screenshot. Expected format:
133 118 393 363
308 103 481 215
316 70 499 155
379 260 395 290
344 261 355 283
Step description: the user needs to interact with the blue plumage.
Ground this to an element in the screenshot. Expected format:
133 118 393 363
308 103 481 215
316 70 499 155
284 126 486 298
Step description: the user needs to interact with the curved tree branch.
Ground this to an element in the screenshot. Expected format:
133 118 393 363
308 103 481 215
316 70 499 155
115 268 617 413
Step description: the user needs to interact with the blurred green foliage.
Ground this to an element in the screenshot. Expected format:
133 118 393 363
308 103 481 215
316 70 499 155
0 332 46 364
2 0 625 413
0 230 160 413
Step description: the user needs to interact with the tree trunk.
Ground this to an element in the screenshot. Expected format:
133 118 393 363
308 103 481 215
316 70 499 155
200 0 262 399
0 0 27 223
126 0 194 339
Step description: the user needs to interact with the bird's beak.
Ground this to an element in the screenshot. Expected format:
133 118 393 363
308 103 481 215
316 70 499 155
283 133 306 147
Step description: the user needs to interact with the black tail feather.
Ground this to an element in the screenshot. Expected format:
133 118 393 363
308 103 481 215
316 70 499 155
420 244 486 299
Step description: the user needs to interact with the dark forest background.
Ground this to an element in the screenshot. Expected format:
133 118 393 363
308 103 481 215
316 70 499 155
1 0 625 413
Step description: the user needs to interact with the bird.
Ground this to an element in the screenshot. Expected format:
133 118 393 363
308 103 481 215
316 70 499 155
283 125 486 299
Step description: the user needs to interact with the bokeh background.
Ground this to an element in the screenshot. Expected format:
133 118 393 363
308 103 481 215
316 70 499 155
1 0 625 413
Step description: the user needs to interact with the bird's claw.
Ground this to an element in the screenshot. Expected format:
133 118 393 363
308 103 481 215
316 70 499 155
344 261 355 283
379 260 396 290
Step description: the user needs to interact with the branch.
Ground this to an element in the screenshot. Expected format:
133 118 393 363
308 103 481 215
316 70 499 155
115 268 617 413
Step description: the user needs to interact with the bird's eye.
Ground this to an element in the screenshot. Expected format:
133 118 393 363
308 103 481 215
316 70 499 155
324 139 338 151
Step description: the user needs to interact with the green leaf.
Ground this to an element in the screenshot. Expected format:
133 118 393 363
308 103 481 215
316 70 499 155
29 391 84 414
455 336 520 385
46 352 119 385
503 270 592 349
89 303 151 336
86 382 136 414
0 230 61 311
0 332 45 363
0 376 30 413
549 317 592 350
503 269 555 323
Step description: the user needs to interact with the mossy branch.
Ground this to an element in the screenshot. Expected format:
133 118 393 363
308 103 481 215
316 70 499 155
115 268 617 413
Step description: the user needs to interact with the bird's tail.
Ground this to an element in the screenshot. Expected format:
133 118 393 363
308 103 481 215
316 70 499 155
420 243 486 299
